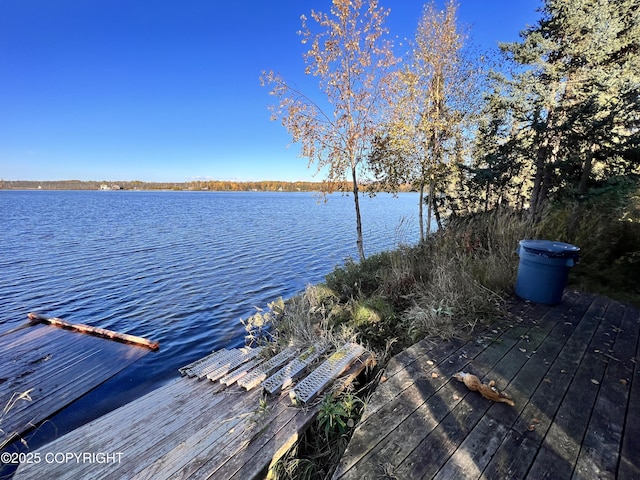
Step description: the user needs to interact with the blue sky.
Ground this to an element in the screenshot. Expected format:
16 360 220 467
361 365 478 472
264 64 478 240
0 0 542 183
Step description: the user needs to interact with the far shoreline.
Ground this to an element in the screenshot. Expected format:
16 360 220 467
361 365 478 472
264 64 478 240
0 179 415 193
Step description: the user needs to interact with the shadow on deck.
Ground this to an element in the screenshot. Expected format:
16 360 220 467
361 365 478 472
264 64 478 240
333 290 640 480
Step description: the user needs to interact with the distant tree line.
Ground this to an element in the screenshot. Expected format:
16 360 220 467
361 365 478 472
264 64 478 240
1 179 416 193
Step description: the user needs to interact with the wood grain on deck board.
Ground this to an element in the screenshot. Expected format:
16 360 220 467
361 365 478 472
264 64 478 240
334 291 640 480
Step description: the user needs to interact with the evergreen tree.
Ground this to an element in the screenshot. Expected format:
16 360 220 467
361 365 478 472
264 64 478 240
479 0 640 220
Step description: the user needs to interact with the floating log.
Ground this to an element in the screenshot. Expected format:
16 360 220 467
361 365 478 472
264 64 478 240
27 312 160 350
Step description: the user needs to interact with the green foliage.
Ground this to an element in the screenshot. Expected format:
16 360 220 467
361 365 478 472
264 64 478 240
317 393 355 441
325 252 394 301
270 391 365 480
468 0 640 219
535 175 640 302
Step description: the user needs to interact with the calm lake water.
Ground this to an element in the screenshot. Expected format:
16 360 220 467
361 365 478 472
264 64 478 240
0 189 420 448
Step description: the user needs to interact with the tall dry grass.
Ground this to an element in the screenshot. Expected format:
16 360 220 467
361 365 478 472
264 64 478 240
390 208 533 343
244 208 533 357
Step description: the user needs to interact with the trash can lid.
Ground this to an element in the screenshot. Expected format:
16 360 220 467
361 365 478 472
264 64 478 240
519 239 580 256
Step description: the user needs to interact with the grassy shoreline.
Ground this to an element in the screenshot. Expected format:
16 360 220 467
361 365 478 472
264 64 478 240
245 189 639 478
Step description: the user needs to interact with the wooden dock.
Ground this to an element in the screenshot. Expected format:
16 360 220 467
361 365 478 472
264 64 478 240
0 315 155 448
333 290 640 479
13 343 373 479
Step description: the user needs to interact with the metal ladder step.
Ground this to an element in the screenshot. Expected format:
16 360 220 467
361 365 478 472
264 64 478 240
179 349 230 377
219 357 264 386
184 349 242 379
290 343 365 404
262 343 327 395
205 347 264 382
237 347 297 390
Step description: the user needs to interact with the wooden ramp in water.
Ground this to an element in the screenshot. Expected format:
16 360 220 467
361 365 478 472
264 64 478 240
333 291 640 480
0 313 156 448
14 342 374 479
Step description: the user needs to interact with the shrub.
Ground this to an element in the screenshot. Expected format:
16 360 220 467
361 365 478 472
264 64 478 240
535 175 640 301
325 251 394 301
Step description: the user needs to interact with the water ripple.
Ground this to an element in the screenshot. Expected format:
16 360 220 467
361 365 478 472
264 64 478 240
0 190 421 438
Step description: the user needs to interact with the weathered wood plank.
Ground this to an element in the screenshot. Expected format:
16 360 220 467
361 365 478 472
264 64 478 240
390 301 576 480
183 391 300 480
359 336 466 424
27 313 159 350
128 387 264 479
382 336 443 378
1 332 148 447
334 313 545 480
618 304 640 480
15 343 373 480
434 293 598 480
437 295 588 478
475 293 605 480
524 299 617 480
13 377 225 478
32 383 230 479
334 336 495 479
572 300 638 480
356 301 553 430
333 296 558 480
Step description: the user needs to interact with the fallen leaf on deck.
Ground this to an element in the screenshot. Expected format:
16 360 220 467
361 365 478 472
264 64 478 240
431 372 439 378
527 424 536 431
543 378 552 384
591 379 600 385
453 394 460 401
381 376 387 383
519 348 527 353
620 379 628 385
426 360 434 366
532 418 541 424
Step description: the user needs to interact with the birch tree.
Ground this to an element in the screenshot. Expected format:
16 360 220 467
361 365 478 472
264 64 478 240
261 0 396 261
372 0 483 242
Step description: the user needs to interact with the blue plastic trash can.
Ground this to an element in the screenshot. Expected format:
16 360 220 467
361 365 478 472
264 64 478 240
515 240 580 305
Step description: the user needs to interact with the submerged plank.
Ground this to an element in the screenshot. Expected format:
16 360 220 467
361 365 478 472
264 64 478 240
1 326 149 447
